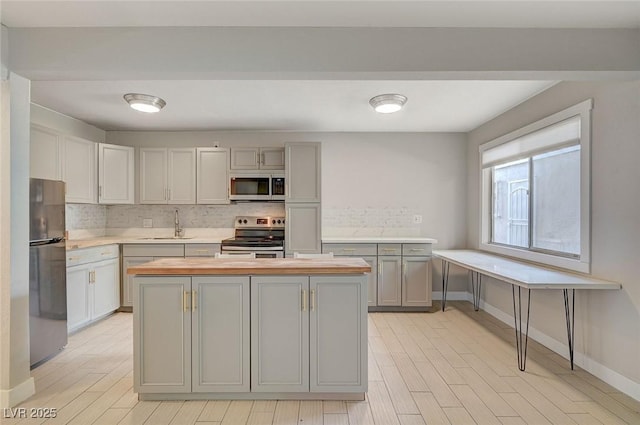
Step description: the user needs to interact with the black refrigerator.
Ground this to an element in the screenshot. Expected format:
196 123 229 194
29 178 67 367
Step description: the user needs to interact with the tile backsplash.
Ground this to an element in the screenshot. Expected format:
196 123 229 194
322 207 422 237
67 203 285 232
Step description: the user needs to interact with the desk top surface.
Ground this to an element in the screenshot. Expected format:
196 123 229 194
433 250 621 290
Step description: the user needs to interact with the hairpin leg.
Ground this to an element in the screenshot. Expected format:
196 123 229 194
563 288 576 370
441 260 450 312
512 285 531 371
471 271 482 311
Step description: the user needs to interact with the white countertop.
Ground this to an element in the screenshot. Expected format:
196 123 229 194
433 250 621 290
322 237 437 244
67 228 235 250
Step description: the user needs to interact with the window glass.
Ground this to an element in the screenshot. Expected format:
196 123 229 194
492 159 529 248
532 146 580 256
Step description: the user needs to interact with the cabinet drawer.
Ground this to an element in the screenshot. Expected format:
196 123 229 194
402 244 432 256
67 244 119 266
378 244 402 256
122 244 185 257
185 244 221 257
322 243 377 256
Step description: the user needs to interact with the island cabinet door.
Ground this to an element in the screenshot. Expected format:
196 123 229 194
134 277 191 393
310 276 368 393
251 276 310 392
192 276 250 392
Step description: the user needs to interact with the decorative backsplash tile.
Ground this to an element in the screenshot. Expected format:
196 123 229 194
66 204 107 230
323 207 420 228
105 203 286 229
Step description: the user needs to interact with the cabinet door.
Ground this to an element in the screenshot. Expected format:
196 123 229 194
196 148 229 204
259 147 285 169
402 257 432 307
362 256 378 307
66 266 90 332
134 277 191 393
122 257 153 308
30 125 62 180
285 143 321 202
285 203 321 255
168 148 196 204
230 147 260 170
99 143 134 204
192 277 249 392
377 256 402 306
310 276 367 392
63 136 97 203
140 148 168 204
251 276 309 392
92 259 120 318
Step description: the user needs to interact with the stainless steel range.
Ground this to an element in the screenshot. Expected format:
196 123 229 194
221 216 285 258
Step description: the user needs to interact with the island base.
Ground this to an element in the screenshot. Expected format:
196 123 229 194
139 392 366 401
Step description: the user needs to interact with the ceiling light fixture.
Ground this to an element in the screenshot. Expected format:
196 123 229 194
369 93 407 114
123 93 166 113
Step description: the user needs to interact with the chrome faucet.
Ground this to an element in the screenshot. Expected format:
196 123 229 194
174 209 183 238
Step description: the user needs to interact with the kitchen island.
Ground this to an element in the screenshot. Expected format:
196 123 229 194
128 257 370 400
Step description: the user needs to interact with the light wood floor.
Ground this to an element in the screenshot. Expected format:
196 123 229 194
8 302 640 425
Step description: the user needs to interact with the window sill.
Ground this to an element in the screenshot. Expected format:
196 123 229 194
479 242 590 274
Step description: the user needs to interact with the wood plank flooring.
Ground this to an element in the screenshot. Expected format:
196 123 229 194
6 302 640 424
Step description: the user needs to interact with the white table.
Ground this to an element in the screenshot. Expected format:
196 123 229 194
433 250 621 371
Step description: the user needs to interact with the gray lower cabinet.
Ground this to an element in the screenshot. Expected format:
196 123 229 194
134 276 250 394
251 275 367 393
323 242 433 309
67 245 120 332
377 256 402 306
402 256 432 306
192 276 250 392
122 244 186 308
251 276 309 392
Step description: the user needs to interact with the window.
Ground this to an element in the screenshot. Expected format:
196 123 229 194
479 100 592 273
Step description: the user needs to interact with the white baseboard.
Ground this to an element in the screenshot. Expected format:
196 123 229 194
0 377 35 408
432 291 471 301
479 299 640 402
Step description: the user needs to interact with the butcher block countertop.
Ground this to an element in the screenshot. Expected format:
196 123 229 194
127 257 372 275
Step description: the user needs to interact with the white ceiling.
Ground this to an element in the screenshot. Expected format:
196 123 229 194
5 1 634 132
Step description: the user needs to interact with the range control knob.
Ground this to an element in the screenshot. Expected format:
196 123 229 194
277 219 282 224
282 219 285 224
272 220 276 224
238 219 242 224
243 219 248 224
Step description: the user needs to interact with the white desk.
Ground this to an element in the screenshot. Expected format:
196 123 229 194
433 250 621 371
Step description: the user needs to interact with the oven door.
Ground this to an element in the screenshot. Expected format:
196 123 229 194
229 175 271 200
221 246 284 258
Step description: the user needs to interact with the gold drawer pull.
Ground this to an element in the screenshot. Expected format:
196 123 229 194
342 248 356 252
68 256 81 261
311 289 316 311
382 248 398 252
410 248 425 251
195 249 209 253
302 290 307 311
101 251 112 256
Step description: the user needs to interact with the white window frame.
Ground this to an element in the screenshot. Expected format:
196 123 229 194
479 99 592 273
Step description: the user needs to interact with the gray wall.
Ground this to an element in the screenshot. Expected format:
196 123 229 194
467 81 640 393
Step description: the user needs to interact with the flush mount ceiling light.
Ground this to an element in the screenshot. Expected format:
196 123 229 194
369 93 407 114
123 93 166 113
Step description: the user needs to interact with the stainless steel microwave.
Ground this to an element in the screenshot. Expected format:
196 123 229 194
229 172 285 201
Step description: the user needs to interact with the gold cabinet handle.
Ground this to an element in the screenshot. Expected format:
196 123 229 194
195 249 209 253
342 248 356 252
302 289 307 311
183 291 189 312
403 261 408 283
378 261 383 275
68 256 81 261
192 290 197 311
410 248 425 252
382 248 397 252
311 289 316 311
101 251 112 256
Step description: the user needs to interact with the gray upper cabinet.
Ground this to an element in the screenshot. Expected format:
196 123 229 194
30 124 62 181
285 203 321 256
196 148 229 204
251 276 309 392
192 276 250 392
140 148 196 204
231 147 284 170
310 276 367 393
285 142 321 203
99 143 135 204
63 136 97 204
